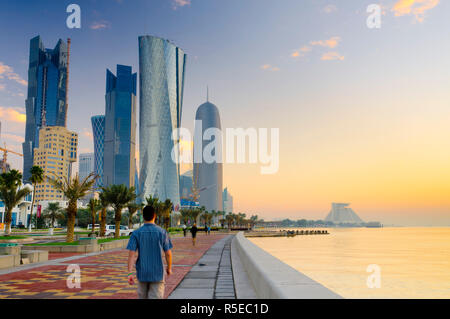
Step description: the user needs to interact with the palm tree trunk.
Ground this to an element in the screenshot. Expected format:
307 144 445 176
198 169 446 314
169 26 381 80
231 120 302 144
115 208 122 239
128 212 133 229
4 208 12 235
100 208 106 237
92 213 96 234
28 183 36 232
66 200 77 243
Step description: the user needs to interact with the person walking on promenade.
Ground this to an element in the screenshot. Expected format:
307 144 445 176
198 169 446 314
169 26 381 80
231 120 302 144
190 223 198 246
182 224 187 237
127 205 173 299
207 225 211 235
204 224 208 235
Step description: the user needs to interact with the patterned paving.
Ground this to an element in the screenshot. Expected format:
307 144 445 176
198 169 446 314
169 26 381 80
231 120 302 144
0 233 226 299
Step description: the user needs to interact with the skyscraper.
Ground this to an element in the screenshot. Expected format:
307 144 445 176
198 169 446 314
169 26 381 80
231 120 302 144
78 153 94 181
23 36 68 182
103 65 136 188
138 35 186 206
180 170 193 200
91 115 105 187
223 187 233 214
33 126 77 203
193 99 223 212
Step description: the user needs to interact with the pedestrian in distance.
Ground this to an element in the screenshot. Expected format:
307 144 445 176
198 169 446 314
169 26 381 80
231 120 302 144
182 224 187 237
190 223 198 246
207 225 211 235
127 205 173 299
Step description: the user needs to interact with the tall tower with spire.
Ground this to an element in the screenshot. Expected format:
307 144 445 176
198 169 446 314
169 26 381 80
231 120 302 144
193 92 223 212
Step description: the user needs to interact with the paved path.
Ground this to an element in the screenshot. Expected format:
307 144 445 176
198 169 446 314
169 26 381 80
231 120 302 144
168 235 236 299
0 233 226 299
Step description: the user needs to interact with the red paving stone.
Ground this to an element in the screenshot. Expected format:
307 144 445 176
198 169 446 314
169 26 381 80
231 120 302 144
0 233 226 299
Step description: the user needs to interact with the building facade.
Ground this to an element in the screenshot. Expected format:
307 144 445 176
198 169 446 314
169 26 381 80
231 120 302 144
193 100 223 212
223 187 233 214
138 35 186 206
0 187 33 228
180 170 193 200
32 126 77 203
78 153 94 181
91 115 105 188
23 36 68 182
103 65 137 188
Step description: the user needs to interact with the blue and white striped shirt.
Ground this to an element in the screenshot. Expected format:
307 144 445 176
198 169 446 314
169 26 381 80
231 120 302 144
126 223 173 282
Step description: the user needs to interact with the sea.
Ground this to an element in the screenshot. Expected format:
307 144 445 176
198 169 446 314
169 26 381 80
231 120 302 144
249 227 450 298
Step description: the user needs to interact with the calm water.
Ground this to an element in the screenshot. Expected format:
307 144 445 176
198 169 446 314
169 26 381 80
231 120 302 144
249 227 450 298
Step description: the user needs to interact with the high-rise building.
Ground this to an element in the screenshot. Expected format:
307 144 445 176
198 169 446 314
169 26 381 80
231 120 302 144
78 153 94 181
223 187 233 214
193 99 223 212
91 115 105 188
180 170 193 200
23 36 68 182
138 35 186 206
33 126 77 203
103 65 137 188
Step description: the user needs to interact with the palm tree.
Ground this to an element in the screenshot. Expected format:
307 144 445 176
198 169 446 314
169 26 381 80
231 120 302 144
101 184 136 238
225 213 234 230
0 170 32 235
180 208 191 225
48 172 97 242
98 192 109 237
42 202 64 228
160 199 173 230
127 202 140 229
28 166 44 232
189 207 202 225
87 198 100 234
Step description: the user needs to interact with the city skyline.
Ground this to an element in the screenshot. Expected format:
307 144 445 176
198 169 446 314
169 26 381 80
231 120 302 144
1 1 450 225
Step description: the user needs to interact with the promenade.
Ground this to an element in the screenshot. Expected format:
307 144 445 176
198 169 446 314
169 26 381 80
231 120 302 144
0 233 228 299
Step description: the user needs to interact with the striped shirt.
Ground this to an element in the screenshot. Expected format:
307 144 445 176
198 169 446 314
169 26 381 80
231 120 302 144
126 223 173 282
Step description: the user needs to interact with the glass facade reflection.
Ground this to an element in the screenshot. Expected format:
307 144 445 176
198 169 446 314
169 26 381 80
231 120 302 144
22 36 68 182
91 115 105 187
103 65 136 188
138 36 186 206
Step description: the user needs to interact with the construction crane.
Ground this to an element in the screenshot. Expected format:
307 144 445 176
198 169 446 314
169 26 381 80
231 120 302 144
0 143 23 173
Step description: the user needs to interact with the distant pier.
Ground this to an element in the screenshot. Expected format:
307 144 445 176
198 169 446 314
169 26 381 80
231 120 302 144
244 229 329 237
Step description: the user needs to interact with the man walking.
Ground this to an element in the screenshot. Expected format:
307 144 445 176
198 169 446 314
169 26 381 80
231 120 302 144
127 205 173 299
190 223 198 246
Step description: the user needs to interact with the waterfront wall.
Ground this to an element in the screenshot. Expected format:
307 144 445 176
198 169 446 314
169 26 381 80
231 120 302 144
234 232 342 299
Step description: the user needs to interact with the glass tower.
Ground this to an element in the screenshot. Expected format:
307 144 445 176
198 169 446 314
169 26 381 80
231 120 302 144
103 65 137 188
193 100 223 212
22 36 68 182
138 35 186 206
91 115 105 188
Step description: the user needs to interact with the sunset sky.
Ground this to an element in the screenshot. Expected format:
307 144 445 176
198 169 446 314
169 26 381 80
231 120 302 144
1 0 449 226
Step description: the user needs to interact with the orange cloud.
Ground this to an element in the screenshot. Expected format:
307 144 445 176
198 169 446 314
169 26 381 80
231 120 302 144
392 0 440 22
310 36 341 49
260 64 280 71
90 20 111 30
172 0 191 9
0 62 27 86
0 106 26 123
321 52 345 61
291 46 312 58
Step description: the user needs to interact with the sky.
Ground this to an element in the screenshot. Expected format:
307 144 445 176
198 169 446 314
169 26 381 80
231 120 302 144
1 0 450 226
